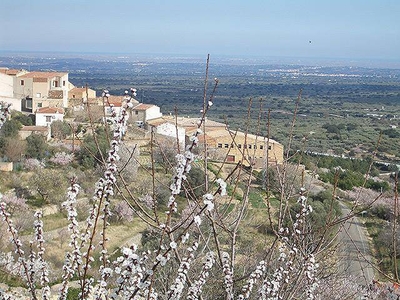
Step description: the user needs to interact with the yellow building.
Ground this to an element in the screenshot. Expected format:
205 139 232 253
165 116 284 168
68 87 96 102
202 129 283 168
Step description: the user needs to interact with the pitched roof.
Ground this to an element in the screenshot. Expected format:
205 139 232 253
18 71 67 79
147 117 172 127
133 103 156 111
163 116 226 129
104 96 125 107
0 68 22 76
36 107 64 114
204 129 281 145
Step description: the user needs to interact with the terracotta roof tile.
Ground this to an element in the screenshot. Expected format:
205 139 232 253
0 68 21 75
19 71 67 79
36 107 64 114
48 90 63 99
133 103 156 111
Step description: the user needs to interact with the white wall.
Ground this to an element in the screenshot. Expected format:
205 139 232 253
146 106 162 121
35 113 64 126
0 73 22 111
156 122 186 149
0 73 13 97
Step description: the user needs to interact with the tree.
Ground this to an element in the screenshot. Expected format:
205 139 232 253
77 127 110 169
12 112 33 126
0 119 22 138
4 138 26 162
28 169 69 205
153 136 178 173
181 166 206 199
25 134 48 159
51 120 72 140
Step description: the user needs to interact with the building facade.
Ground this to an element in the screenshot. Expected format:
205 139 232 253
14 71 70 112
68 87 96 103
131 104 163 127
35 107 64 126
204 129 284 168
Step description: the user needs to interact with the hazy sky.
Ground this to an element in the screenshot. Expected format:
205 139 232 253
1 0 399 62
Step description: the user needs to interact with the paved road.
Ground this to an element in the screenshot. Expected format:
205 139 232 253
338 203 375 286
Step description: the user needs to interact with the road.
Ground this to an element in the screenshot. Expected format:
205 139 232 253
338 203 375 286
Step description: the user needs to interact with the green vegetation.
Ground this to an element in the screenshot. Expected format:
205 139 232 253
26 134 48 159
51 120 72 140
77 127 110 168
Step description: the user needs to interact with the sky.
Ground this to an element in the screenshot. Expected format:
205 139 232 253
0 0 399 63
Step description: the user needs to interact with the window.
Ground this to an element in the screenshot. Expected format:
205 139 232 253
231 143 234 148
248 145 252 149
218 143 222 148
238 144 241 149
135 111 139 115
63 80 66 86
26 99 32 109
53 81 59 87
224 144 229 148
268 145 272 150
37 103 42 108
254 145 257 149
20 80 24 86
260 145 264 150
36 93 41 98
227 155 235 162
72 95 76 98
46 116 52 123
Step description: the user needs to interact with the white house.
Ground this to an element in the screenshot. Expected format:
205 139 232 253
147 118 186 149
103 96 139 122
35 107 64 126
0 68 27 111
131 103 162 126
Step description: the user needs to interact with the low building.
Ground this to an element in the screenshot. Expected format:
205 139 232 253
69 87 96 103
204 129 284 168
147 117 186 149
35 107 64 126
19 126 51 141
103 96 139 120
131 103 162 127
166 116 284 168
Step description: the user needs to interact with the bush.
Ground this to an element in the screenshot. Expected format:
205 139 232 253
51 120 72 140
25 134 48 159
77 127 110 169
371 204 392 221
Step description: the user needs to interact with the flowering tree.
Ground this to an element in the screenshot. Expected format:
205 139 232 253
0 62 397 299
49 152 74 166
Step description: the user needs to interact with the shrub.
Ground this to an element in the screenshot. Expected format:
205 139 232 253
50 152 74 166
23 158 45 171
